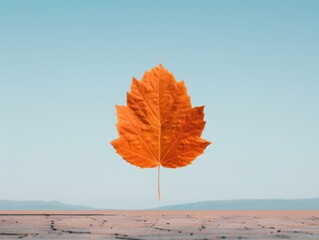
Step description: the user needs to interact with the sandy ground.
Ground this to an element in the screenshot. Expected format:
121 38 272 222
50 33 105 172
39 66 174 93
0 210 319 239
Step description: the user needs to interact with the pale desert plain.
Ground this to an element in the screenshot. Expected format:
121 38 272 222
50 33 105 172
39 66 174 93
0 210 319 239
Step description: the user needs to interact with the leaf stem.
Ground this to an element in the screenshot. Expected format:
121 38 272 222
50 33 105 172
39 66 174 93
158 165 161 201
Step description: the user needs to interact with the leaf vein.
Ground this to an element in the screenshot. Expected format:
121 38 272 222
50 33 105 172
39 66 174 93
130 96 155 126
136 83 159 121
121 109 158 162
161 121 199 162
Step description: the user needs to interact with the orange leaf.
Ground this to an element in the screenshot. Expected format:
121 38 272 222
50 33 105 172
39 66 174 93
111 64 211 199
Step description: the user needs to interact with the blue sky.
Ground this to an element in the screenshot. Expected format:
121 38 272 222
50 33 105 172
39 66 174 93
1 0 318 209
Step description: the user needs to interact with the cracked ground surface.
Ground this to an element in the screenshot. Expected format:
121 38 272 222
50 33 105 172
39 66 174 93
0 210 319 239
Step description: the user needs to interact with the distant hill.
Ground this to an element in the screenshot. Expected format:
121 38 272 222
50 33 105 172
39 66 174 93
0 200 95 210
2 198 319 211
154 198 319 210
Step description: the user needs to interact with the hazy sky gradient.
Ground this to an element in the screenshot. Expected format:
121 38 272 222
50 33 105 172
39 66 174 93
1 0 318 209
